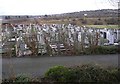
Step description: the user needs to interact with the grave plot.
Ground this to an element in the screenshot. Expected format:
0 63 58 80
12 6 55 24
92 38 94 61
1 23 119 57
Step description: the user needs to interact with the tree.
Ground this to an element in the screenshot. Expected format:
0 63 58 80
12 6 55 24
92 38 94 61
23 26 38 56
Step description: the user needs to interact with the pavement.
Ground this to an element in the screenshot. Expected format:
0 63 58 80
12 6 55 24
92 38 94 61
1 54 119 79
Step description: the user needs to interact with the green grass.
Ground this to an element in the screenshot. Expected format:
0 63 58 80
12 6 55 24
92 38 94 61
85 25 119 29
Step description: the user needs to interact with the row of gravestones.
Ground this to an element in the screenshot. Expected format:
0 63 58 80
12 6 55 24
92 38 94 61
1 23 119 56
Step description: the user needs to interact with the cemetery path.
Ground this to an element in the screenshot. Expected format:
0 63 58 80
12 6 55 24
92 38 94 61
2 54 119 79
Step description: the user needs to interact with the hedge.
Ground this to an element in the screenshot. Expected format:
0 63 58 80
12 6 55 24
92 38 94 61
81 45 119 55
44 65 120 83
2 64 120 83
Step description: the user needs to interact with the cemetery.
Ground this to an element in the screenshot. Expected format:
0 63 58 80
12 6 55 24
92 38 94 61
1 22 120 57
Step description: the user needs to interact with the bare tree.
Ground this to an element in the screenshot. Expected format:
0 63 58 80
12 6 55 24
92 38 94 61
23 25 38 56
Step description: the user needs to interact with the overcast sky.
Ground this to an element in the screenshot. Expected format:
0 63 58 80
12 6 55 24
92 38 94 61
0 0 118 15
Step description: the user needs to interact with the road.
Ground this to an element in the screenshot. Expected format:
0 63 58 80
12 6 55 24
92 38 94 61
2 54 119 79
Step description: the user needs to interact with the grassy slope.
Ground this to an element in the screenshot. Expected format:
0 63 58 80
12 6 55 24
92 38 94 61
37 18 118 29
85 25 119 29
9 17 118 29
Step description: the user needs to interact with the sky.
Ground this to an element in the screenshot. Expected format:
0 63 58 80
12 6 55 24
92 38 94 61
0 0 118 15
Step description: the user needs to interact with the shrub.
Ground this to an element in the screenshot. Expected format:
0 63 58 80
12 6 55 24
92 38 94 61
76 64 119 82
14 75 30 82
107 68 120 82
2 74 31 83
44 64 120 83
45 66 67 82
83 46 119 55
2 65 119 83
45 65 78 82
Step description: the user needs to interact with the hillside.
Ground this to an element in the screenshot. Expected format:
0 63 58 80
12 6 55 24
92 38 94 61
1 9 118 25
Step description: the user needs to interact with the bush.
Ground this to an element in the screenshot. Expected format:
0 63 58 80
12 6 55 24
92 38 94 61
44 64 120 83
2 74 31 83
2 65 119 83
83 46 119 55
14 75 30 82
107 68 120 82
45 66 78 83
45 66 67 82
75 64 119 82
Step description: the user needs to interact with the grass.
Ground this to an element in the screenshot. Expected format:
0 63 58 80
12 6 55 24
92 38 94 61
10 18 118 29
38 19 118 29
85 25 119 29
